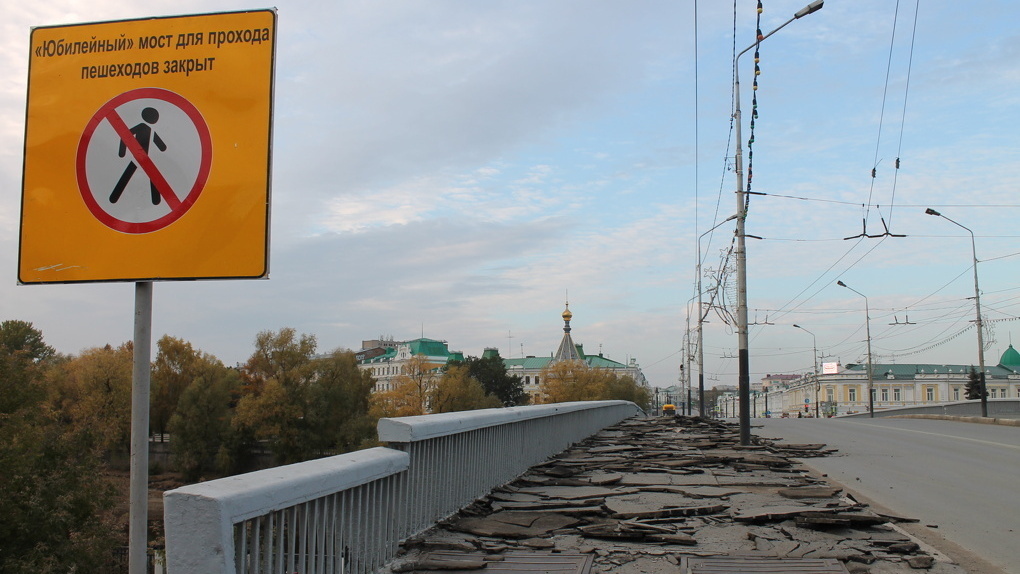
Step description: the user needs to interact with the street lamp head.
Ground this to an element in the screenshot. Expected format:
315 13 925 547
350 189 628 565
836 280 847 288
793 324 802 329
795 0 824 18
925 208 942 217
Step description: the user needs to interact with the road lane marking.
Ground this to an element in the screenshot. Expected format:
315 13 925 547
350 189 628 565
846 421 1020 450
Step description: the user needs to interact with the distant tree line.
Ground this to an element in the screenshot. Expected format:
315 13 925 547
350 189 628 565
0 319 650 571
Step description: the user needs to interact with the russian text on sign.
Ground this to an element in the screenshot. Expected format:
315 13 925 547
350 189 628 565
36 36 133 57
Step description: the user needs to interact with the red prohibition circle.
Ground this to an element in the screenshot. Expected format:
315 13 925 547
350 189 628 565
76 87 212 234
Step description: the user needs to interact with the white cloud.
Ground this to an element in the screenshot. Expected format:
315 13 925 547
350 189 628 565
1 0 1017 391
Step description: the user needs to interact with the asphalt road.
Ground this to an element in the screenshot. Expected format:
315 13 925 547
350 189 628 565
756 417 1020 573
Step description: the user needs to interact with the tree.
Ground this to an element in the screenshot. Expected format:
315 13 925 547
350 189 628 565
540 360 651 410
304 350 377 454
369 355 442 418
453 353 527 406
539 360 597 403
152 335 226 440
45 343 134 452
168 368 241 480
233 328 319 464
241 327 317 392
233 378 306 464
430 365 502 413
604 372 652 410
0 319 55 363
0 327 116 573
965 366 987 400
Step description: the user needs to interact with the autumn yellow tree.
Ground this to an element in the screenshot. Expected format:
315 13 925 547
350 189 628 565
539 360 650 409
369 354 440 418
45 343 134 452
429 364 502 414
540 360 596 403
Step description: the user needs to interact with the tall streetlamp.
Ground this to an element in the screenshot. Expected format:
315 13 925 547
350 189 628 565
925 208 987 417
837 281 874 417
698 214 738 418
793 324 819 417
734 0 824 444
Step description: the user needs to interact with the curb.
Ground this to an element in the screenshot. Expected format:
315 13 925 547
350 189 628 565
890 414 1020 427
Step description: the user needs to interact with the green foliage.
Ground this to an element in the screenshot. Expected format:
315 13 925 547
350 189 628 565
0 319 55 363
0 329 116 573
604 373 652 410
305 350 377 454
452 353 527 407
965 366 987 400
430 365 502 413
152 335 225 438
168 368 240 480
242 327 317 392
233 332 376 464
233 328 319 464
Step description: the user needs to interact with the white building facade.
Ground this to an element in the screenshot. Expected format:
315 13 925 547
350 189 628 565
717 344 1020 417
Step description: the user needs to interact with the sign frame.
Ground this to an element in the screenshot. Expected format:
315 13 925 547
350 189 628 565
19 9 277 284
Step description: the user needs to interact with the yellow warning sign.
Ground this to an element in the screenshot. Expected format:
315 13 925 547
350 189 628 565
19 10 276 283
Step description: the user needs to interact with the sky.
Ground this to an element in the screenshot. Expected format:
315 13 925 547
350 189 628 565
2 1 1019 391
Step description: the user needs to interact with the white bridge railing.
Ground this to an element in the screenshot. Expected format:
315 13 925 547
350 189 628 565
164 400 643 573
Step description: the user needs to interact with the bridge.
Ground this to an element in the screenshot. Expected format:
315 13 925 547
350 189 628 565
164 402 983 573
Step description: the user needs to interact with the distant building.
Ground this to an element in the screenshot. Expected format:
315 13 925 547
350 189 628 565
758 374 799 392
357 338 464 393
502 302 648 403
719 345 1020 417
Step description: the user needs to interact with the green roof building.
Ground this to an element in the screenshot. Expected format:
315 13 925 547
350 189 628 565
357 337 464 393
503 302 647 402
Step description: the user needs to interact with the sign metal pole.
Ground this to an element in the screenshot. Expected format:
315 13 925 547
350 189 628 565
129 281 153 574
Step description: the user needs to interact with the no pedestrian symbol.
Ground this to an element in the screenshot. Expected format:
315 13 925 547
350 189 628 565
76 87 212 234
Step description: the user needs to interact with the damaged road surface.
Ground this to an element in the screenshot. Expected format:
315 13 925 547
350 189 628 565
388 416 966 574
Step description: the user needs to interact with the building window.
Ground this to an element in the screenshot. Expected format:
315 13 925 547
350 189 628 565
535 376 540 386
926 387 934 401
525 376 530 385
881 388 888 402
893 388 901 401
826 388 834 402
953 387 960 401
990 388 997 399
849 388 857 402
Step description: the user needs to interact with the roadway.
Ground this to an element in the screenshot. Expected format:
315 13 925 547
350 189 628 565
756 417 1019 573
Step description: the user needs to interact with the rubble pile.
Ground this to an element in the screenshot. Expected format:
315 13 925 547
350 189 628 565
391 416 963 574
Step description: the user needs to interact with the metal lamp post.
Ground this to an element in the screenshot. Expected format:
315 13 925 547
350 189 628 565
792 324 819 417
837 281 874 417
925 208 988 417
697 214 737 419
733 0 824 444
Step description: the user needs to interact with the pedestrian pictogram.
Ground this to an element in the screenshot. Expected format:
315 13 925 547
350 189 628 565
110 106 167 205
76 87 212 234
